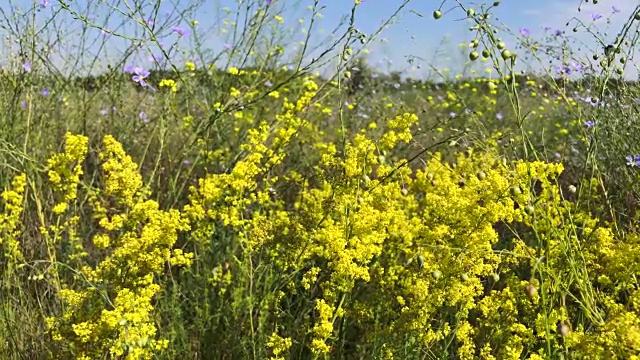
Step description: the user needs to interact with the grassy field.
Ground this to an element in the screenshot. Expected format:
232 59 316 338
1 0 640 359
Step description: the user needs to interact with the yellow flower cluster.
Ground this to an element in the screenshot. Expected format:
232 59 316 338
173 77 640 357
6 73 640 359
47 132 88 214
159 78 177 92
43 135 192 359
0 172 27 269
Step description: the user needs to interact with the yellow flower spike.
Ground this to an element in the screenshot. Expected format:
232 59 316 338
159 78 177 92
0 172 27 265
268 90 280 98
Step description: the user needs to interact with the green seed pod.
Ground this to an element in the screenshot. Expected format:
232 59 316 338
467 8 475 17
501 49 512 60
497 41 506 50
433 10 442 19
432 270 441 279
477 171 487 180
491 273 500 282
461 273 470 282
482 49 490 58
524 204 535 215
510 186 522 196
635 11 640 21
469 51 479 61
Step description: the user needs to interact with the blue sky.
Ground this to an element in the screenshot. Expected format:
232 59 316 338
11 0 640 78
187 0 639 78
305 0 638 77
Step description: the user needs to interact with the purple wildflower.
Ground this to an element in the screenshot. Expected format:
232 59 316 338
23 61 31 72
612 6 621 13
556 65 572 76
100 108 109 116
21 101 27 109
131 67 150 87
139 111 149 122
626 155 640 167
582 96 604 107
519 28 531 36
171 26 189 37
583 120 595 127
496 112 503 120
571 61 584 73
591 13 602 21
41 89 50 96
40 0 50 8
